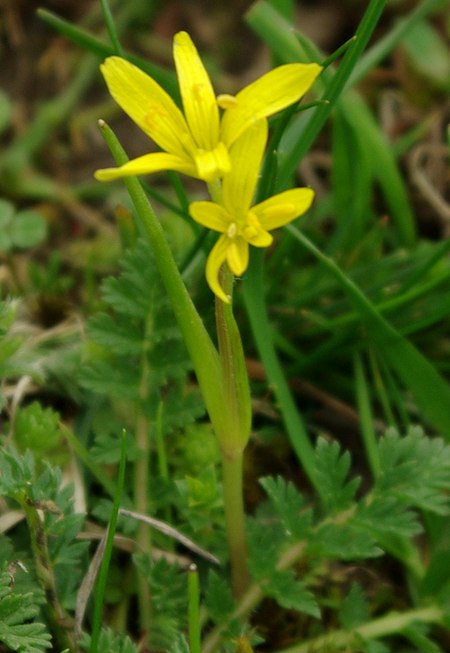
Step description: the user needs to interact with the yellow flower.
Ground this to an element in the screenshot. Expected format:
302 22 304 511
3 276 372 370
95 32 322 183
189 120 315 302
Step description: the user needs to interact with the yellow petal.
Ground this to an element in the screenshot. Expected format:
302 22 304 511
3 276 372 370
226 237 249 276
220 62 322 147
243 215 273 247
100 57 192 159
189 201 230 232
173 32 220 151
94 152 196 181
205 235 231 303
253 188 315 230
222 120 268 214
194 142 231 181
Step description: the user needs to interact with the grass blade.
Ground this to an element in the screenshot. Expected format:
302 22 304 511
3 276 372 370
90 430 127 653
287 225 450 437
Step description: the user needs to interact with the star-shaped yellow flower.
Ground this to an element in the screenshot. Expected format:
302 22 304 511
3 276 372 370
189 119 315 302
95 32 322 183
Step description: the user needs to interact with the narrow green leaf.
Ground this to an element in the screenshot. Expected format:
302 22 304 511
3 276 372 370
37 8 178 98
90 430 127 653
287 226 450 437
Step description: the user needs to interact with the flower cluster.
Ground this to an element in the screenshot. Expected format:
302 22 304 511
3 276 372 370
95 31 321 302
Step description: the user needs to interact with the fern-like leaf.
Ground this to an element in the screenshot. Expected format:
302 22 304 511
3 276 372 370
79 627 138 653
205 571 235 626
0 572 51 653
259 476 312 541
314 437 361 513
262 569 319 617
376 427 450 515
338 582 370 629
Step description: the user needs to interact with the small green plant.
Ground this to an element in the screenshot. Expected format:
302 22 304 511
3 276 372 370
0 199 47 252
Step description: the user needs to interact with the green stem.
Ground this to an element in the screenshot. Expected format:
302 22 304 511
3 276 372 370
202 541 304 653
273 605 444 653
221 451 250 599
188 564 201 653
90 430 127 653
19 494 76 653
99 0 124 56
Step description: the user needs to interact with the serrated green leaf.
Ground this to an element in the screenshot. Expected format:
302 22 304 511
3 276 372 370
0 573 51 653
314 437 361 513
376 427 450 515
247 519 286 581
0 448 35 497
205 571 235 625
99 239 162 319
87 313 145 355
132 555 187 650
0 622 52 653
310 521 382 560
263 568 320 617
91 429 139 464
168 633 191 653
260 476 312 540
80 360 140 399
356 495 422 539
79 627 139 653
339 582 370 629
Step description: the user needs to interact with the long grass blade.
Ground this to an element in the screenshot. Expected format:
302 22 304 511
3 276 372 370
287 226 450 436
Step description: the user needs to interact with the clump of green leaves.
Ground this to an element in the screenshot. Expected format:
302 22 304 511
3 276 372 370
80 237 205 447
12 401 68 467
0 570 51 653
0 446 87 652
204 427 450 651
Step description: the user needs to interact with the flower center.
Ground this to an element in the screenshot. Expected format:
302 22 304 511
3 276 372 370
225 212 265 243
193 143 231 182
227 222 237 238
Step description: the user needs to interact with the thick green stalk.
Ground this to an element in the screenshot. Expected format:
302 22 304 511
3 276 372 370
221 451 250 599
